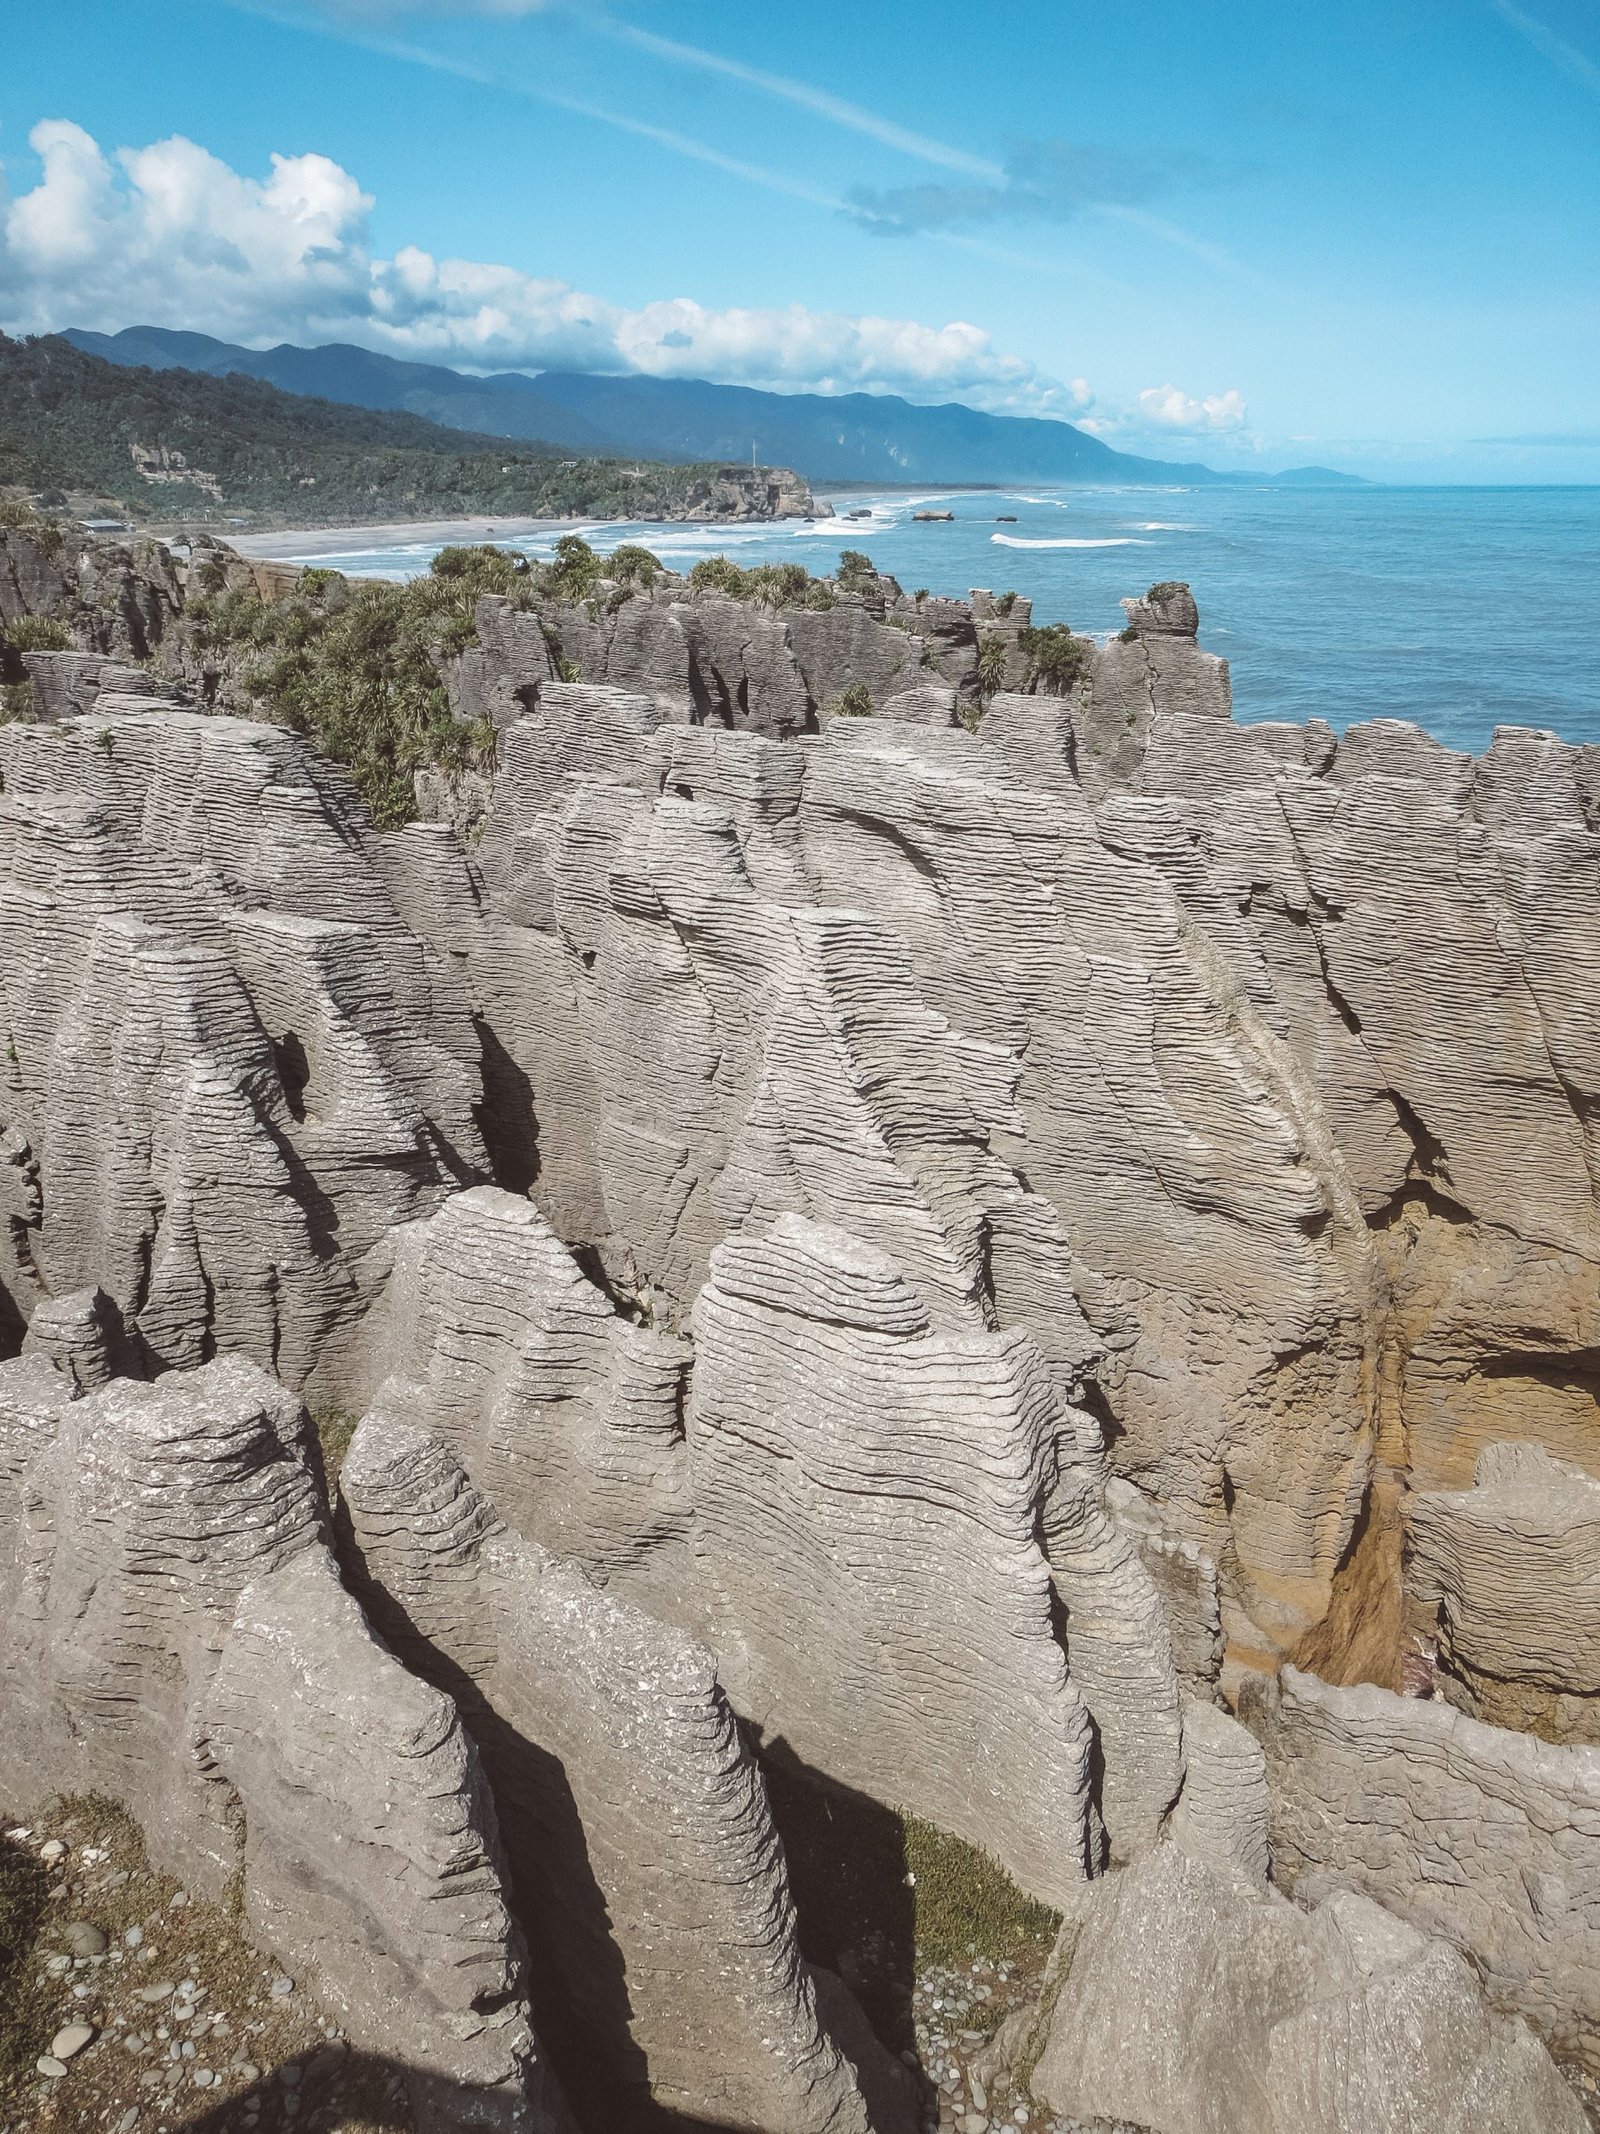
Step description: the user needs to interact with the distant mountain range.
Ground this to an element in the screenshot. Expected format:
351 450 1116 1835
63 327 1363 490
0 332 810 529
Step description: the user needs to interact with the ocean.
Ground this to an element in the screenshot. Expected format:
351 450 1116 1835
245 483 1600 754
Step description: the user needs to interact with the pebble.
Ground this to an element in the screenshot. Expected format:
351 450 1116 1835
44 1954 71 1977
168 1890 189 1908
136 1984 175 2004
35 2057 68 2080
269 1974 295 1998
124 1926 144 1949
193 2069 215 2089
116 2112 140 2133
64 1921 108 1957
280 2062 302 2087
236 2063 261 2083
39 1839 66 1863
50 2022 95 2060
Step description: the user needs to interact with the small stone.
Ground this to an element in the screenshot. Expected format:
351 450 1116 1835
63 1922 108 1958
193 2069 214 2089
280 2062 302 2087
268 1974 294 1999
50 2022 95 2061
45 1955 71 1977
168 1891 189 1909
124 1927 143 1949
236 2063 260 2083
135 1984 175 2004
970 2077 989 2112
116 2112 140 2133
35 2057 68 2079
38 1840 66 1863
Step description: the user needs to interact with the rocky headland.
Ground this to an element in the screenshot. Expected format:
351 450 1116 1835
0 512 1597 2134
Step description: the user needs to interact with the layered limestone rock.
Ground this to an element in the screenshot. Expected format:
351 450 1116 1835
1406 1439 1600 1743
352 1185 691 1615
1168 1699 1271 1884
1246 1665 1600 2071
0 520 184 661
0 1355 323 1888
0 704 485 1393
204 1548 552 2132
340 1413 908 2134
20 648 173 720
0 1351 552 2132
1031 1843 1585 2134
798 710 1375 1667
687 1215 1101 1902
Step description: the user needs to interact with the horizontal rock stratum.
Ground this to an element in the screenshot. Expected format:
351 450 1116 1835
1 518 1597 2131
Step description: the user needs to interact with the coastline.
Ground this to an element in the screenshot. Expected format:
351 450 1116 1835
225 511 636 560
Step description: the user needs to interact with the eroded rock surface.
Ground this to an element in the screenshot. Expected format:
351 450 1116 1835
340 1413 908 2134
0 705 485 1394
1032 1844 1585 2134
1247 1664 1600 2071
5 538 1600 2125
205 1548 551 2132
1406 1440 1600 1741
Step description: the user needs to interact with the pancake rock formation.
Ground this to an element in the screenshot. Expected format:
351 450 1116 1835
2 519 1599 2131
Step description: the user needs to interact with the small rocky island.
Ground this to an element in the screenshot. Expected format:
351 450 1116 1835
0 512 1597 2134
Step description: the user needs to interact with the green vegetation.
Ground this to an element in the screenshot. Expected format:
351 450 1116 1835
993 590 1019 616
829 683 875 719
183 545 521 826
0 612 71 724
901 1813 1060 1971
310 1406 360 1486
0 332 771 531
836 548 877 592
688 554 836 608
1 614 70 658
1018 621 1092 694
177 537 701 825
975 634 1009 696
0 1826 50 2110
758 1759 1059 2049
1147 580 1186 601
606 542 663 588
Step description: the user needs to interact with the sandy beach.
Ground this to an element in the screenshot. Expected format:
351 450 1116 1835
225 512 591 561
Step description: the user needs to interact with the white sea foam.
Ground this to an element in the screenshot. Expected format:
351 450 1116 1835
1137 521 1195 531
991 534 1147 549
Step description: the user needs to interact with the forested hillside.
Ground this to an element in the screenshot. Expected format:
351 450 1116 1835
0 334 810 527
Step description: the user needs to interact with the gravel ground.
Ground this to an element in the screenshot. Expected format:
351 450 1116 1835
0 1799 414 2134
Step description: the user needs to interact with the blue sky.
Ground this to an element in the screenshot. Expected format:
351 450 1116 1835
2 0 1598 479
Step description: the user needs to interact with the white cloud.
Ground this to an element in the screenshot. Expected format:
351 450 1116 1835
0 119 1081 414
1135 383 1249 432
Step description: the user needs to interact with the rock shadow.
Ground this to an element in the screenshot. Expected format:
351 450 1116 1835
752 1736 918 2054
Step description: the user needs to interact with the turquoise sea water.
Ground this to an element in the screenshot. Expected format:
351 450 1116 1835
257 484 1600 754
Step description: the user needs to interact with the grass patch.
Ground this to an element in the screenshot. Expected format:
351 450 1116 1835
902 1813 1060 1970
1 1791 416 2130
310 1406 360 1485
0 1827 52 2109
757 1753 1059 2050
827 682 875 720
